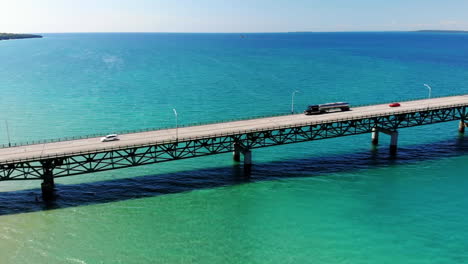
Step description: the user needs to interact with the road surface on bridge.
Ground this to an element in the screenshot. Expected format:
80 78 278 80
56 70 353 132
1 95 467 163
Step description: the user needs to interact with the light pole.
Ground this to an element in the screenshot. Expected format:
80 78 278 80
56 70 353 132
4 120 11 147
291 90 300 114
423 84 432 99
172 108 178 141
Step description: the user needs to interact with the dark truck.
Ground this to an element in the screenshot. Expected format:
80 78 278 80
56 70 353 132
304 102 350 115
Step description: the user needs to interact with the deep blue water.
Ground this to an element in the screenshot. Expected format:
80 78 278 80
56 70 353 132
0 33 468 264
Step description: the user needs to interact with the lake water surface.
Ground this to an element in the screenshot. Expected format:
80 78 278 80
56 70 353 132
0 32 468 263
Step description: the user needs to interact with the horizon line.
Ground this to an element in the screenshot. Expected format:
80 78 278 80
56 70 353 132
10 29 467 34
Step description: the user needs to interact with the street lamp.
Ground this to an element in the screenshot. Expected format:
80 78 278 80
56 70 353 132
172 108 178 141
291 90 300 114
423 84 432 99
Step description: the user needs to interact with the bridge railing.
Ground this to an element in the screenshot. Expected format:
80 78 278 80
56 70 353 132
1 102 466 165
1 93 466 149
0 112 295 149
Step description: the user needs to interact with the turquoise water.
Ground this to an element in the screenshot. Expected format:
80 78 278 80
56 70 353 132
1 32 468 263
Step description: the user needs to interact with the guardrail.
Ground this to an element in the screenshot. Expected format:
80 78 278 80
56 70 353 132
1 102 466 165
1 93 467 149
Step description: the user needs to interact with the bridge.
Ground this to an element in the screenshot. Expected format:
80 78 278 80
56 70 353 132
1 95 467 198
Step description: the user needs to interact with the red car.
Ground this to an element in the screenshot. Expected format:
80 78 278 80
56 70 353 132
389 103 401 107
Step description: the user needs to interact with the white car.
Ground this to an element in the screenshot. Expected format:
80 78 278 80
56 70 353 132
100 134 119 142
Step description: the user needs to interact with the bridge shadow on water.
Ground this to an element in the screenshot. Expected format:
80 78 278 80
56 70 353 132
0 136 467 216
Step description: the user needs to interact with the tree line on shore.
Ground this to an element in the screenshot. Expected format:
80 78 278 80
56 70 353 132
0 33 43 40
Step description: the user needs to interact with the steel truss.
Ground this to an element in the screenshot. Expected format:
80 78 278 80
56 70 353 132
1 105 467 181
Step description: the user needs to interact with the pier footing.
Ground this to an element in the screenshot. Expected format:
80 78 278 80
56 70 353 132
371 127 398 154
233 143 241 162
371 128 379 145
232 143 252 175
41 160 55 200
459 121 467 134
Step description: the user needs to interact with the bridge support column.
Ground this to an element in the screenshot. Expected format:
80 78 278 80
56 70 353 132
233 143 241 162
232 143 252 175
371 128 379 145
390 131 399 155
41 160 55 200
459 121 466 134
372 127 398 154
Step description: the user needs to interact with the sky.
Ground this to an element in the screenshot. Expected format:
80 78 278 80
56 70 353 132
1 0 468 33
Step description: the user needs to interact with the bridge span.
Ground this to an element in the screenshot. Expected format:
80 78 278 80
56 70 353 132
1 95 468 198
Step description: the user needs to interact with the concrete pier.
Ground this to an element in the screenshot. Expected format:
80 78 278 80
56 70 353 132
233 143 252 174
459 121 466 134
371 128 379 145
390 131 399 155
371 127 398 154
233 143 241 162
40 161 55 199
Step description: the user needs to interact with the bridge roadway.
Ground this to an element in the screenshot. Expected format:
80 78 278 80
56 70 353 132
0 95 468 164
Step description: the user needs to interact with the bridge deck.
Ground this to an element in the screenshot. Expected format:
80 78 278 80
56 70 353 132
1 95 467 163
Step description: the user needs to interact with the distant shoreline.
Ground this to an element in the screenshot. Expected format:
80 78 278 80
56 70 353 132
415 30 468 33
0 33 43 41
1 31 467 37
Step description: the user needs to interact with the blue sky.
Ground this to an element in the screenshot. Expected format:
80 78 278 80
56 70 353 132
1 0 468 33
